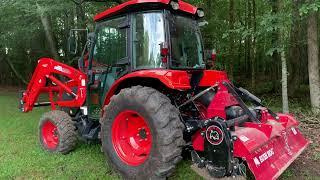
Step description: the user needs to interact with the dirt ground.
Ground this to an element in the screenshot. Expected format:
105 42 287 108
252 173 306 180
284 112 320 179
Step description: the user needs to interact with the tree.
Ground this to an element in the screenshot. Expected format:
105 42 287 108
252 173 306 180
288 0 306 96
251 0 256 90
37 3 59 60
307 10 320 113
228 0 235 80
270 0 281 92
281 50 289 113
299 1 320 113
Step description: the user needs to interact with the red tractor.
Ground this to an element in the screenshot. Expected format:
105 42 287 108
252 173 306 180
20 0 309 179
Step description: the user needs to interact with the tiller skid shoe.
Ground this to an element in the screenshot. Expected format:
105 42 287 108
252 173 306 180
181 81 309 180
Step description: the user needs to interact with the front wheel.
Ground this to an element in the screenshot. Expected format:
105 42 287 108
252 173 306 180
39 110 77 154
100 86 185 179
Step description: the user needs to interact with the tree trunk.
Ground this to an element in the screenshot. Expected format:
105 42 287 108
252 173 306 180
288 0 305 96
245 0 252 80
281 51 289 113
270 0 280 92
228 0 235 81
251 0 256 90
75 2 86 52
307 11 320 113
1 56 28 85
36 3 59 60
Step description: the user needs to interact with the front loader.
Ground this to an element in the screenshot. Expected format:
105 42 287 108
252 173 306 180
20 0 309 179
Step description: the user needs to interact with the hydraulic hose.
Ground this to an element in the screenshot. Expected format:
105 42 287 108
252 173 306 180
225 115 249 128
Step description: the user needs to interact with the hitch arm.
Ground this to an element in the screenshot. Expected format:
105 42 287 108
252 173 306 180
236 87 279 119
222 82 260 123
47 75 77 97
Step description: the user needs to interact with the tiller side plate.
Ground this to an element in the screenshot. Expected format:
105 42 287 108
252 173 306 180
233 114 309 180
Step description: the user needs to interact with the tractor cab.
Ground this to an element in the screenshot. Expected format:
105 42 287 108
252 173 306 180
90 1 205 72
81 0 208 119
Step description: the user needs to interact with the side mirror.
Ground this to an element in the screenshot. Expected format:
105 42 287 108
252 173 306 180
78 32 95 71
204 49 217 67
68 29 89 55
87 32 95 49
68 31 78 55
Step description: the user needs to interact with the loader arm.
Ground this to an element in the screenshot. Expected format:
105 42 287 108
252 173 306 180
20 58 87 112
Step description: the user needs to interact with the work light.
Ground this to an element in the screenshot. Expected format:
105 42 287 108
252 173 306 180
170 0 179 10
197 8 205 18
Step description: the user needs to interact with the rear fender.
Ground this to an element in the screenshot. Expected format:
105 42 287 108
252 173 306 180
102 70 191 106
102 69 230 106
198 70 229 87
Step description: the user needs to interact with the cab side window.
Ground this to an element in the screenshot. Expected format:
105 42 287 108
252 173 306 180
93 16 127 69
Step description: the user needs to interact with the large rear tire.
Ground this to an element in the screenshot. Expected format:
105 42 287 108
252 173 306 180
39 110 77 154
100 86 185 179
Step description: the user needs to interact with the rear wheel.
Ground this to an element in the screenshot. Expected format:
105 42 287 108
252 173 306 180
101 86 185 179
39 110 77 154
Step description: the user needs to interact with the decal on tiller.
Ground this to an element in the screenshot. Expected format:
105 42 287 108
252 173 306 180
239 135 249 142
291 127 297 135
282 131 293 156
206 125 224 145
253 148 274 166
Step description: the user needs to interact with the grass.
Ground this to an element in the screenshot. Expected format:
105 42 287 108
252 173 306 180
0 89 318 179
0 90 200 179
0 91 120 179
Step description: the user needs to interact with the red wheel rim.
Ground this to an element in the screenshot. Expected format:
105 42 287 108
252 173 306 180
42 120 59 149
112 110 152 166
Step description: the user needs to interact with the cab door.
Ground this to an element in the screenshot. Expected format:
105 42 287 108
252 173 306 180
87 16 129 120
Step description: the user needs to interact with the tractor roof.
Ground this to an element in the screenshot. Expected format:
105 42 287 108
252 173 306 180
94 0 199 22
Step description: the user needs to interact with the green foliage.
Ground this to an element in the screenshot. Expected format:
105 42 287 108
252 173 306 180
0 0 113 85
299 1 320 16
0 0 315 95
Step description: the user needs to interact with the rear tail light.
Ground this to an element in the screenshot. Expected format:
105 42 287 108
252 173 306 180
161 48 169 63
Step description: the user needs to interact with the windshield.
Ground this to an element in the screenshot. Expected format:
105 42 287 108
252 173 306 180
169 15 204 69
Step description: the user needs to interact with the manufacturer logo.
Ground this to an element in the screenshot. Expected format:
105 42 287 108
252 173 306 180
206 125 224 145
253 148 274 166
54 65 71 74
54 65 63 72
